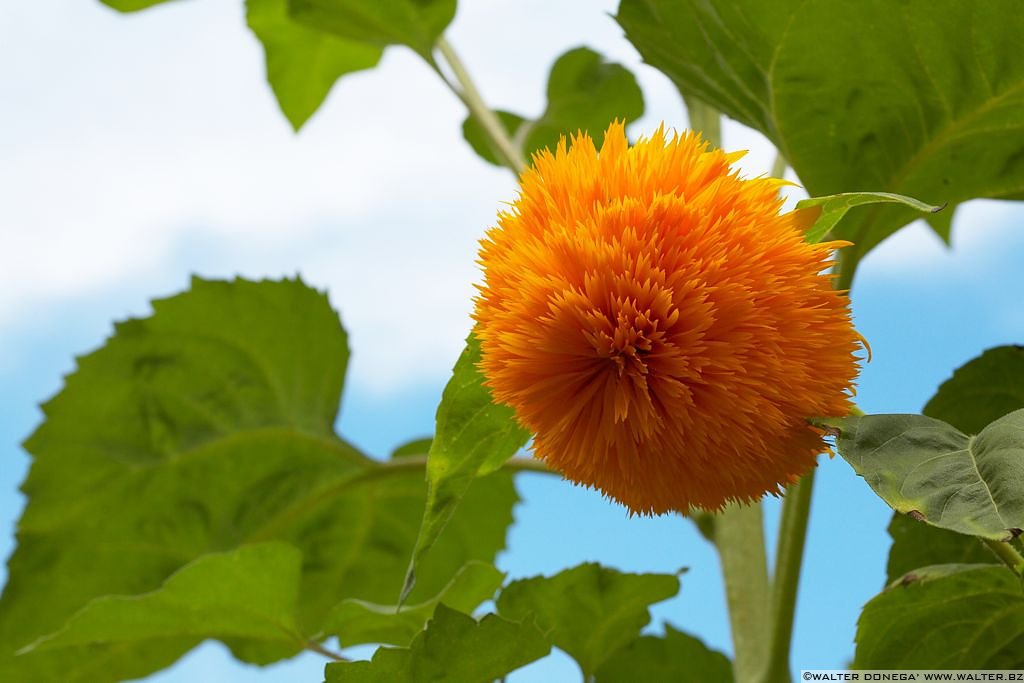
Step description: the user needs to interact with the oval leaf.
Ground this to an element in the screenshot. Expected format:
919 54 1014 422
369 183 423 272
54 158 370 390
797 192 943 244
247 0 382 131
595 624 732 683
925 345 1024 436
402 332 530 604
821 409 1024 541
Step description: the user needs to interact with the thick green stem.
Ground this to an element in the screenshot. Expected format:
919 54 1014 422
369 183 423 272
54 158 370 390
714 502 772 683
434 38 527 173
762 471 815 683
983 537 1024 576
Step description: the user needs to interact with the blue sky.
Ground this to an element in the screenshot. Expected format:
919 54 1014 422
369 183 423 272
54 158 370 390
2 2 1023 681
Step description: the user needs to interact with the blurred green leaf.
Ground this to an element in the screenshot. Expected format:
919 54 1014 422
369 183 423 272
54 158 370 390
247 0 382 131
595 624 732 683
324 604 550 683
100 0 176 10
496 563 681 678
391 437 433 459
288 0 455 59
462 47 644 167
24 544 302 652
402 332 529 603
819 409 1024 541
797 192 942 244
0 278 517 682
885 514 994 585
925 346 1024 436
326 561 504 648
617 0 1024 282
856 564 1024 668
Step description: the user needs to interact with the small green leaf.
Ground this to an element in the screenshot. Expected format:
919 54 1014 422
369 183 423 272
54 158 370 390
496 563 681 678
461 48 644 167
246 0 382 131
821 409 1024 541
856 564 1024 668
23 544 303 652
324 604 550 683
797 192 943 244
402 332 530 603
524 47 644 156
391 437 433 459
885 514 995 585
288 0 455 59
595 624 732 683
925 346 1024 436
100 0 176 10
326 561 504 648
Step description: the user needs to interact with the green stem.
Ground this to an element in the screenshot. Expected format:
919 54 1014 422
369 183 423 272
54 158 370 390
714 501 772 683
306 640 347 662
684 95 722 146
982 537 1024 576
433 37 527 173
770 151 787 179
762 471 815 683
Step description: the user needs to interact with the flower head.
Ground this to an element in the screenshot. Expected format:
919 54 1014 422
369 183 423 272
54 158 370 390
473 122 862 514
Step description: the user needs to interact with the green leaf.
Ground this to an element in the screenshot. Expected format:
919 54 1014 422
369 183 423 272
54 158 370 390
884 345 1024 581
246 0 382 131
595 624 732 683
797 192 943 244
23 544 302 652
925 346 1024 436
856 564 1024 668
820 409 1024 541
324 604 550 683
391 437 433 459
326 561 504 648
100 0 177 10
617 0 1024 282
461 47 644 167
0 277 518 682
402 332 530 603
288 0 456 59
496 563 681 678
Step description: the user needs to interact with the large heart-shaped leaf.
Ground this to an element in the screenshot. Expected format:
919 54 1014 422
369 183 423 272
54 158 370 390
821 409 1024 541
617 0 1024 283
856 564 1024 668
0 278 517 682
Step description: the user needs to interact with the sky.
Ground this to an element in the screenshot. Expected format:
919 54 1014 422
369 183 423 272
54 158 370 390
2 1 1023 681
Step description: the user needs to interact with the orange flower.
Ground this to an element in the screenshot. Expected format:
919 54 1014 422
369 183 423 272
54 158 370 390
473 122 863 514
